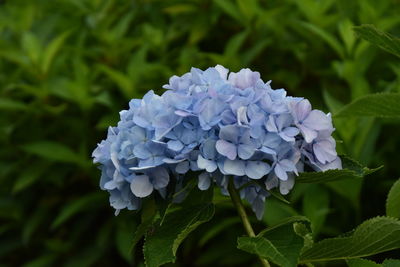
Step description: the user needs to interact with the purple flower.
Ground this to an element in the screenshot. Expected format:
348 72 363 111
92 65 341 218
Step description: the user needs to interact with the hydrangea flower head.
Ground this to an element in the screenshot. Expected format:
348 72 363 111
92 65 341 218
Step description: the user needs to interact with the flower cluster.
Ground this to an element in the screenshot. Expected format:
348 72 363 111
92 65 341 219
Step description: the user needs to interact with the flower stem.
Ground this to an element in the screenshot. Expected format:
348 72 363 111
227 178 271 267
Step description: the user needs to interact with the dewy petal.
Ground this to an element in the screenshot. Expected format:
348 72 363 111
216 139 237 160
198 172 211 190
245 161 271 179
303 110 332 131
223 159 246 176
130 175 153 198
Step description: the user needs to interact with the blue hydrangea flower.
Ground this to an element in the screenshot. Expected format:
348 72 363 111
92 65 341 218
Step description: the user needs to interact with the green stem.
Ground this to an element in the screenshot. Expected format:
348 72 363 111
227 178 271 267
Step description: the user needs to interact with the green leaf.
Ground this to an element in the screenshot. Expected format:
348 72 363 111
300 216 400 263
22 255 57 267
383 259 400 267
12 162 49 193
130 218 154 252
386 179 400 219
299 21 345 58
51 193 105 229
267 189 291 205
225 31 249 58
214 0 244 24
21 32 41 64
326 179 362 209
322 89 343 114
296 155 382 183
0 98 28 111
302 185 329 235
143 203 215 267
263 198 298 226
98 64 133 98
236 0 258 20
41 31 71 74
199 217 240 246
115 220 135 263
335 93 400 118
338 19 356 54
237 216 311 267
21 141 84 166
347 258 381 267
354 24 400 58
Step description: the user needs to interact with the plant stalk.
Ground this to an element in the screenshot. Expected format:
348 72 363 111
227 178 271 267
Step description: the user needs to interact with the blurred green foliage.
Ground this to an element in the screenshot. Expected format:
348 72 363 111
1 0 400 266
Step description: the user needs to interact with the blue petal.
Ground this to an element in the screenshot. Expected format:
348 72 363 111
219 125 239 143
223 159 245 176
198 172 211 190
279 175 295 195
199 98 225 130
303 110 332 131
130 175 153 198
197 155 218 172
167 140 184 151
176 161 190 174
133 143 152 159
216 140 237 160
201 138 217 159
274 162 288 181
252 196 265 220
298 124 317 143
265 115 278 132
245 161 271 179
152 167 170 189
313 139 337 164
238 143 256 160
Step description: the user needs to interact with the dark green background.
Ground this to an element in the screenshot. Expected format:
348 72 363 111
1 0 399 266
